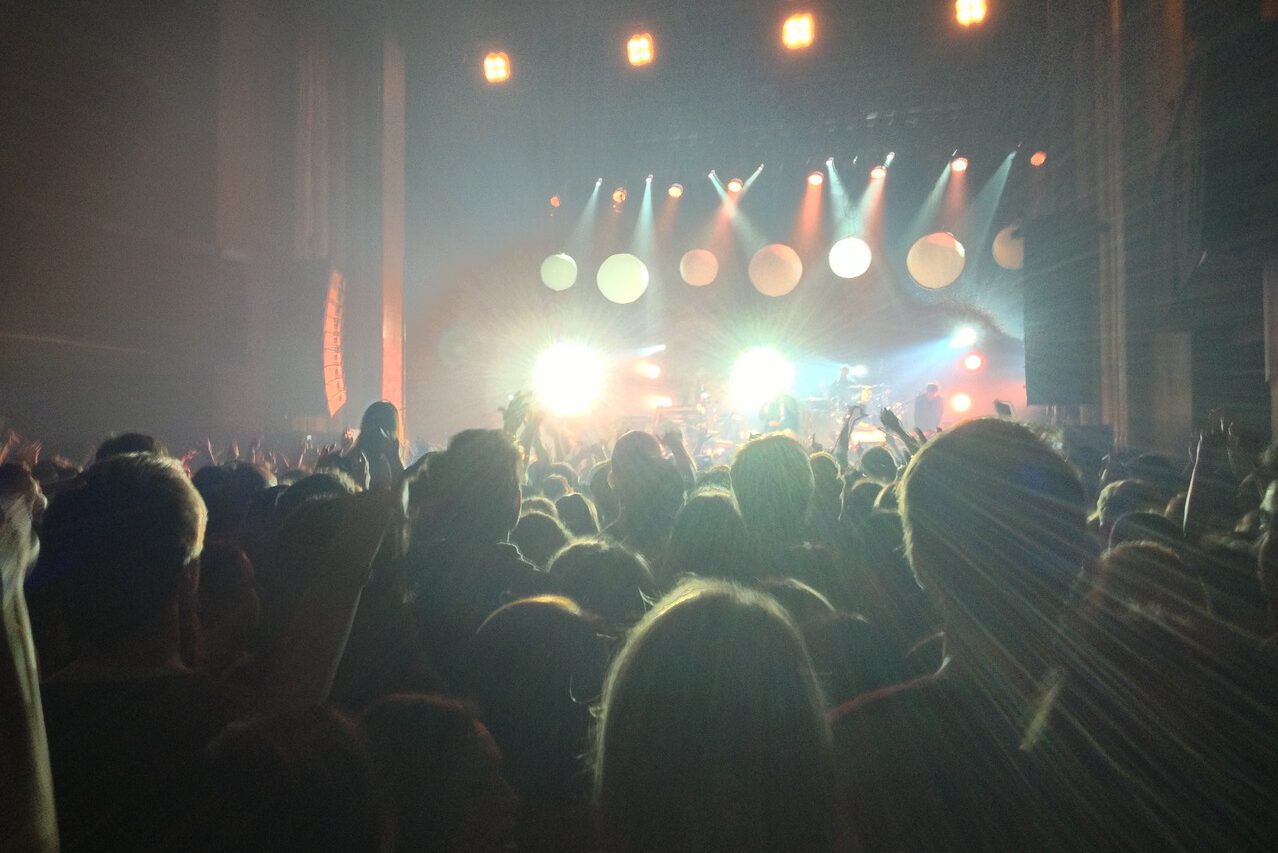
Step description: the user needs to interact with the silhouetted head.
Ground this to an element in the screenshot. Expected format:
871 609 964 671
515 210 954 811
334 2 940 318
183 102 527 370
860 447 898 484
549 539 657 626
95 432 165 461
731 434 814 552
510 511 570 570
416 429 522 545
555 493 600 537
662 487 751 585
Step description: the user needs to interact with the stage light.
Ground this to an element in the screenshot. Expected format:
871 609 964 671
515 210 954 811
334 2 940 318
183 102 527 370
782 12 815 50
807 171 824 187
828 236 873 279
1030 150 1047 167
850 364 869 378
962 352 984 371
533 342 606 415
730 347 795 411
955 0 987 27
951 156 969 173
951 392 973 413
549 195 561 208
884 152 896 167
627 32 654 67
646 174 654 183
595 177 603 187
870 164 887 180
668 183 684 198
612 187 627 205
483 51 511 83
951 326 979 348
648 395 674 410
636 361 662 380
539 253 578 291
727 177 744 193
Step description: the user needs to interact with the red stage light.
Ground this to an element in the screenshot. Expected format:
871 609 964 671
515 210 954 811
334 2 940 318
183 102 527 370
807 171 824 187
727 178 744 193
782 12 815 50
962 352 984 371
1030 150 1048 167
549 195 561 208
951 156 969 173
627 32 655 67
612 187 627 205
483 51 511 83
870 164 887 180
955 0 988 27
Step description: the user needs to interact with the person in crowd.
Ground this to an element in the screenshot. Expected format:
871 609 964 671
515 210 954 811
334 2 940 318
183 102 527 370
661 487 751 586
1107 509 1184 550
587 460 620 527
912 383 943 433
859 445 898 484
807 451 844 548
510 510 571 570
520 495 558 517
548 539 657 627
555 492 600 537
1092 478 1163 543
95 431 165 461
360 694 519 853
348 401 406 492
540 473 571 501
605 431 685 565
594 579 844 852
195 541 260 678
731 433 814 561
840 478 882 527
36 453 247 848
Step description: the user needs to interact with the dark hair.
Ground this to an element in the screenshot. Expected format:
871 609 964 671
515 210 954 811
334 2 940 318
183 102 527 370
588 460 619 526
540 474 571 501
662 487 751 585
40 453 205 650
509 511 570 570
731 434 815 553
415 429 522 545
555 492 600 537
1092 542 1208 619
594 580 842 853
95 432 165 461
548 539 657 626
357 400 402 447
860 447 898 484
1108 511 1183 552
519 495 557 517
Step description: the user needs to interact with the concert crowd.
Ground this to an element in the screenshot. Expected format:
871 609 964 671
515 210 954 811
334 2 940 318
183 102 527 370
3 398 1277 851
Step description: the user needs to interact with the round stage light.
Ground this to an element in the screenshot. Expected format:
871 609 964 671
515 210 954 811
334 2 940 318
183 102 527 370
955 0 987 27
951 392 973 413
539 253 578 291
627 32 654 67
807 171 825 187
533 342 606 416
636 361 662 380
870 164 887 180
951 326 979 348
850 364 869 378
782 12 815 50
483 51 511 83
748 243 803 297
992 224 1025 270
596 253 650 304
828 236 873 279
679 248 719 287
1030 150 1047 167
549 195 561 208
951 156 969 173
906 231 966 289
730 347 795 411
962 352 984 371
726 177 744 193
668 183 684 199
611 187 627 205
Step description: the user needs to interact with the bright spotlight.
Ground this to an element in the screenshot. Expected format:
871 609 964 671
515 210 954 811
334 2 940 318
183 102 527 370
850 364 869 378
646 174 654 183
955 0 988 27
668 183 684 199
807 171 824 187
533 343 606 416
962 352 984 371
595 177 603 187
884 151 896 167
952 156 969 173
627 32 655 67
951 392 973 413
483 51 511 83
612 187 627 205
782 12 815 50
1030 150 1048 167
549 195 561 208
951 326 980 348
636 361 662 380
648 394 674 410
727 177 744 193
730 347 795 412
870 164 887 180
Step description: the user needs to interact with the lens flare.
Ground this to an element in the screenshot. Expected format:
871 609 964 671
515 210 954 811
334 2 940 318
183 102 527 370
782 13 815 49
951 392 973 413
483 51 511 83
533 343 606 415
627 32 654 67
730 347 795 411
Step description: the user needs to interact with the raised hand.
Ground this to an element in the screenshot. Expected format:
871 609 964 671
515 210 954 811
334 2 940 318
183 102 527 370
879 408 904 434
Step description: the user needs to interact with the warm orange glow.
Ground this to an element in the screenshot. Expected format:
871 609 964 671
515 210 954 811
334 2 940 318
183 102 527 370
962 352 984 371
636 361 662 380
549 195 561 208
951 156 969 173
649 395 674 410
951 392 973 412
612 187 628 205
483 51 511 83
807 171 825 186
782 13 815 50
870 164 887 180
1030 150 1048 167
955 0 988 26
668 183 684 199
727 178 744 193
627 32 655 67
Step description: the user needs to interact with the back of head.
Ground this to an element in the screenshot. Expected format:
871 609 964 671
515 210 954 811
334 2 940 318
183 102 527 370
1095 479 1163 533
417 429 522 545
662 487 751 585
358 400 402 444
731 434 814 552
900 418 1088 660
860 447 898 484
190 709 386 852
556 492 600 537
609 431 666 509
1093 541 1207 619
595 579 840 853
1108 510 1183 551
548 539 657 626
509 510 570 570
39 453 205 652
588 460 620 526
842 479 883 525
95 432 164 461
540 473 571 502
